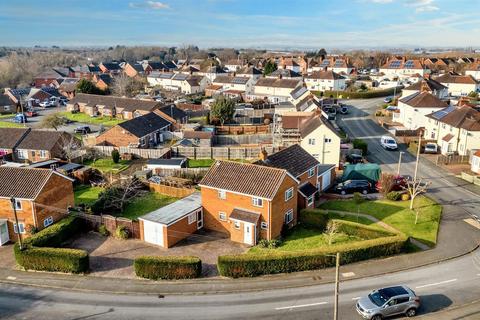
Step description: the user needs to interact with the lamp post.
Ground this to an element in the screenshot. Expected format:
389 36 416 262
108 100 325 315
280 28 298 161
10 196 23 250
326 252 341 320
414 130 422 181
397 151 405 176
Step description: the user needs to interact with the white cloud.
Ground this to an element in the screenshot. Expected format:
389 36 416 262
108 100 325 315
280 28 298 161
129 1 169 10
405 0 439 13
370 0 394 3
415 5 439 12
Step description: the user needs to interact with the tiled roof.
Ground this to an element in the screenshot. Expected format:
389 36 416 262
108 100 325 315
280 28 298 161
183 131 213 139
428 106 480 131
68 93 162 112
298 182 317 198
259 144 319 178
269 69 302 78
199 160 289 200
0 167 57 199
403 79 447 92
118 112 171 138
0 128 30 149
306 70 344 80
229 208 261 224
237 66 262 75
17 130 71 151
442 133 454 142
435 73 479 85
255 78 301 89
399 92 449 109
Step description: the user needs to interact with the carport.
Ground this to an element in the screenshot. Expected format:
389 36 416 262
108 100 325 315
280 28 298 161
138 192 203 248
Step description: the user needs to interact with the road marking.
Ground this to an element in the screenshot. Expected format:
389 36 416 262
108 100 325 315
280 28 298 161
6 276 16 280
464 218 480 230
275 302 328 310
415 278 457 289
352 297 361 300
342 272 355 278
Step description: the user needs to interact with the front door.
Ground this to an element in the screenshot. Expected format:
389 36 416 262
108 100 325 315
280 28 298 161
0 222 9 246
244 223 254 245
196 210 203 230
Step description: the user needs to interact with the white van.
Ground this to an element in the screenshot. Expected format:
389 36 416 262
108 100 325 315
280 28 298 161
380 136 398 150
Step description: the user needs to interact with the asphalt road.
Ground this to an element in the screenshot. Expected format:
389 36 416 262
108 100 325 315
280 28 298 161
1 248 479 320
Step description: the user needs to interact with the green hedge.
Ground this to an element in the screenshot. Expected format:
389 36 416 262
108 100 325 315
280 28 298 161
313 87 396 99
353 139 368 155
298 210 329 230
335 219 393 240
134 256 202 280
218 233 407 278
14 216 89 273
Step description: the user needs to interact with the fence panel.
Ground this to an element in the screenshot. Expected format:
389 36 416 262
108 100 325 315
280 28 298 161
73 212 140 239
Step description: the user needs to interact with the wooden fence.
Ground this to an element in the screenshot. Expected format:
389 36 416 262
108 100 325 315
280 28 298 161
213 134 273 146
93 146 171 159
73 212 141 239
171 146 279 160
215 125 270 135
148 182 196 198
436 154 470 166
151 167 210 177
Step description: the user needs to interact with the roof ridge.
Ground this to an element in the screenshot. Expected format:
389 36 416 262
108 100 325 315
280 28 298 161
216 159 289 173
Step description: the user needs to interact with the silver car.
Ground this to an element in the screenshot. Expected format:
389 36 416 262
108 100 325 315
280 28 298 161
356 285 420 319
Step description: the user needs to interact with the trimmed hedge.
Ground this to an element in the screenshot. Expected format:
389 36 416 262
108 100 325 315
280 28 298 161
134 256 202 280
14 216 89 273
335 219 393 240
299 209 329 230
313 87 396 99
218 221 407 278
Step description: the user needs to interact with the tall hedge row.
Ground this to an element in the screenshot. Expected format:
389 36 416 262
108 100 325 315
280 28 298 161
314 87 396 99
14 216 89 273
134 256 202 280
218 234 407 278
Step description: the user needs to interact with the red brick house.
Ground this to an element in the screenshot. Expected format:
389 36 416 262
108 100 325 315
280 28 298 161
199 161 298 245
0 167 74 245
0 128 30 160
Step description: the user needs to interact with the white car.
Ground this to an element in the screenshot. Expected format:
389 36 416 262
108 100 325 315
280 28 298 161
39 100 53 108
380 136 398 150
424 143 438 154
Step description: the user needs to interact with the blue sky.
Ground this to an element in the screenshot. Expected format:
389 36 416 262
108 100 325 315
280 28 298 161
0 0 479 48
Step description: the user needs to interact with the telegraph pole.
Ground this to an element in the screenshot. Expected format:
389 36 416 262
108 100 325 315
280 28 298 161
414 130 422 181
10 196 23 250
333 252 340 320
397 151 404 176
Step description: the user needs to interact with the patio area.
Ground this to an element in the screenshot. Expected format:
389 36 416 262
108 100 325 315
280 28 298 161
68 230 248 278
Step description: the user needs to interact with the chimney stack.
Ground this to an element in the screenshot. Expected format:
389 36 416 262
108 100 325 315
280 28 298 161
259 148 268 161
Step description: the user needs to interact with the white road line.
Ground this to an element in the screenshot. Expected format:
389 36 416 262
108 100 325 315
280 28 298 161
6 276 16 280
415 278 457 289
275 302 328 310
352 297 361 300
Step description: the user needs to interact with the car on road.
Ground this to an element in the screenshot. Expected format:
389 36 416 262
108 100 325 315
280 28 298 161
13 113 27 123
39 100 54 108
74 125 91 134
383 97 393 103
25 109 38 117
380 136 398 150
356 285 420 319
424 143 438 154
334 179 373 195
345 153 364 164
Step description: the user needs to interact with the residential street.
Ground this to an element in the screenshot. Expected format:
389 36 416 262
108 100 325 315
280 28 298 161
1 248 479 320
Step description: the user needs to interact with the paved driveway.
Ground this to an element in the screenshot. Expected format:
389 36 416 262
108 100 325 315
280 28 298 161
0 244 16 270
69 230 248 278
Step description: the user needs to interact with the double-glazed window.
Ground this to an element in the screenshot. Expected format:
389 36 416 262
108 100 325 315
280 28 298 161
218 190 226 199
285 188 294 201
43 216 53 227
252 197 263 207
285 209 293 224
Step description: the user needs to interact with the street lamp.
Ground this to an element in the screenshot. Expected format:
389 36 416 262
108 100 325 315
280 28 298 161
10 196 23 250
326 252 341 320
397 151 405 176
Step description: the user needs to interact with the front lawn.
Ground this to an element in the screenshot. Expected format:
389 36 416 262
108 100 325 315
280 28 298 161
319 196 442 247
74 185 104 206
0 121 24 128
57 111 125 127
0 113 14 119
84 158 131 174
187 159 215 168
121 192 178 220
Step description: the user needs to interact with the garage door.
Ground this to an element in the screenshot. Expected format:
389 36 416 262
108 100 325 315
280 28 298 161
143 220 164 247
321 172 331 191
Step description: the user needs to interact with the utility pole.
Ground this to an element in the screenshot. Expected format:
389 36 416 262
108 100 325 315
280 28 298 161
333 252 340 320
414 130 422 181
397 151 404 176
10 196 23 250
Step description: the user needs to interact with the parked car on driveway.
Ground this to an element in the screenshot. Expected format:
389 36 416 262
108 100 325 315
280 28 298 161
13 113 27 123
424 143 438 154
345 153 364 164
39 100 53 108
380 136 398 150
25 109 38 117
74 126 91 134
356 285 420 319
334 179 373 195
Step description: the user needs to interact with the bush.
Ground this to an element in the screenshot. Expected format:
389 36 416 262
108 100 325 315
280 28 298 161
111 149 120 164
14 245 89 273
353 139 368 155
218 233 407 278
14 216 89 273
115 225 129 239
98 224 109 237
134 256 202 280
386 191 402 201
401 193 410 201
258 239 282 249
25 224 38 236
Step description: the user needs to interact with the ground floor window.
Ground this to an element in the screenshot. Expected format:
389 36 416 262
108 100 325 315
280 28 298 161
14 223 25 234
219 212 227 221
284 209 293 224
43 216 53 227
307 195 314 206
261 222 268 230
234 221 240 229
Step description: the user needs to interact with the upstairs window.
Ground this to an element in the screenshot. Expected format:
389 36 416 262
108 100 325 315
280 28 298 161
285 187 294 201
252 197 263 207
218 190 226 199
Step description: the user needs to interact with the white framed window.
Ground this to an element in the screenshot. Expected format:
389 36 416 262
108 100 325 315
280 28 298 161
39 150 47 158
285 209 293 224
252 197 263 207
308 138 316 145
219 212 227 221
285 187 294 201
234 221 240 229
188 212 197 224
324 138 332 143
43 216 54 227
307 196 314 206
218 190 226 199
308 167 315 177
261 222 268 230
14 223 25 234
14 199 22 210
17 150 27 159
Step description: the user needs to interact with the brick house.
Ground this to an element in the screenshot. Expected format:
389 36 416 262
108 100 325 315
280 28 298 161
0 167 74 245
96 112 172 147
256 144 335 209
15 130 79 163
99 62 123 74
67 93 162 120
0 128 30 160
199 161 298 245
123 62 146 78
93 74 113 91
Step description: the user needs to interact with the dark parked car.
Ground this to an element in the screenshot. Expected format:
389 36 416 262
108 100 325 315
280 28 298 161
334 179 373 195
346 153 364 164
74 126 91 134
339 105 348 114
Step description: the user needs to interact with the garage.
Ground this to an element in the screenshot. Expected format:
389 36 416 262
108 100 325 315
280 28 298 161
139 192 202 248
318 164 336 191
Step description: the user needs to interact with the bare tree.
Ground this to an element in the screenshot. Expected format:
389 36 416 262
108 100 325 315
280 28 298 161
378 173 396 196
402 178 431 217
102 178 146 213
326 221 341 245
41 114 66 131
84 147 102 163
111 74 145 98
60 134 81 162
